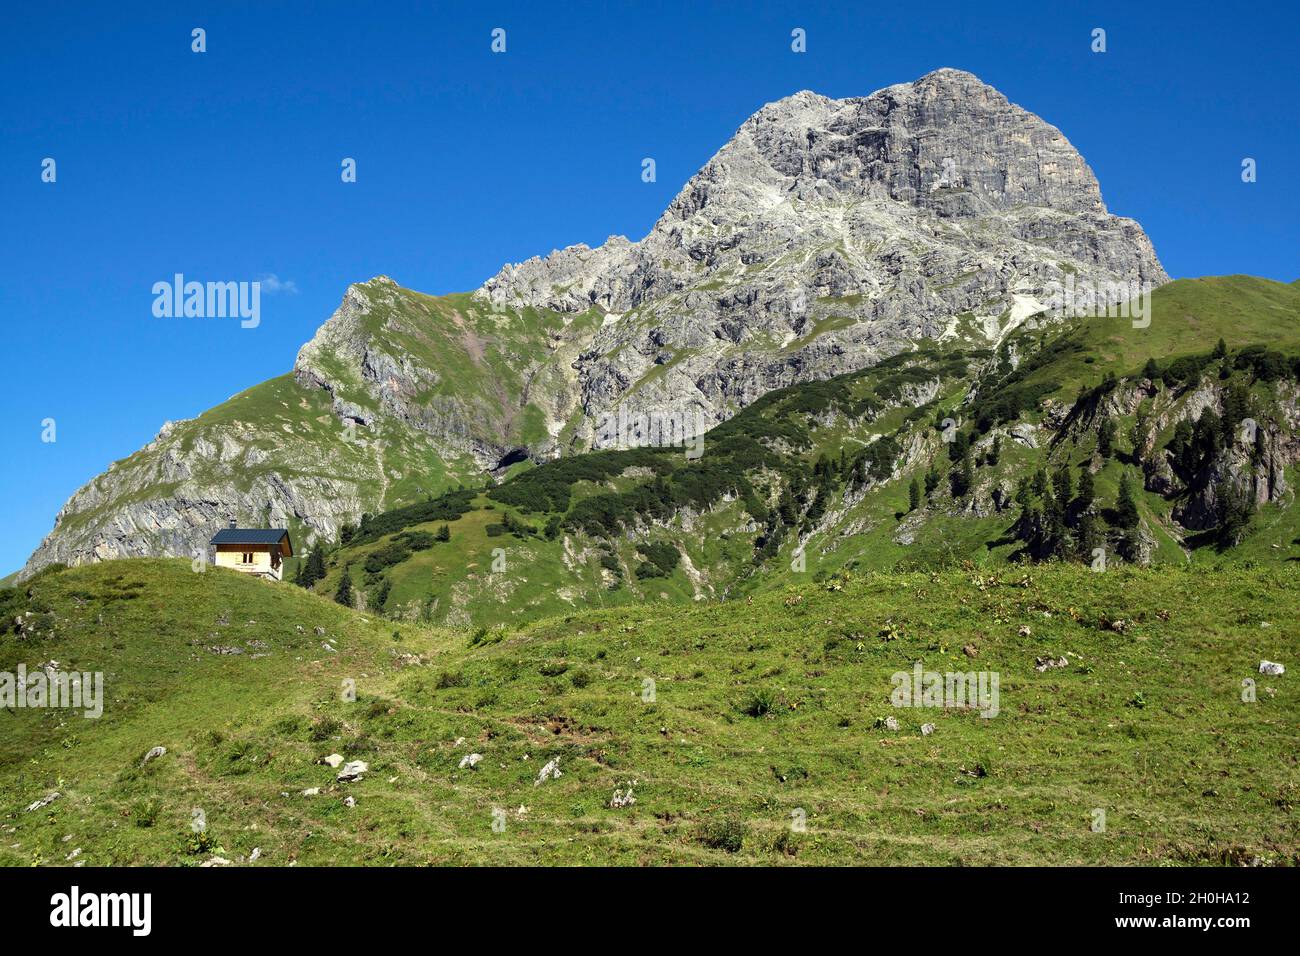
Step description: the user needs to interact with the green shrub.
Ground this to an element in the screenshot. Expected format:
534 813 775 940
132 799 161 828
697 817 746 853
308 716 342 741
741 688 778 718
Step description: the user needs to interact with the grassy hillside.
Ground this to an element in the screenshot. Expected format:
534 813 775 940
0 560 1294 866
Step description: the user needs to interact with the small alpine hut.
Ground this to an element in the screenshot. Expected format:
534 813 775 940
209 520 293 580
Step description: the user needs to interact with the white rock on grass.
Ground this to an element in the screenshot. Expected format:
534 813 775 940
534 757 562 786
301 787 321 797
142 746 167 765
921 723 936 736
24 792 60 813
337 760 369 782
322 753 344 768
609 781 638 809
459 753 483 770
1259 660 1285 676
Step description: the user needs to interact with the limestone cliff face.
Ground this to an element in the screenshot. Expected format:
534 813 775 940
480 69 1168 439
20 69 1170 579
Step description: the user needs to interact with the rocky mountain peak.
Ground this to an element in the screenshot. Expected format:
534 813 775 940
483 69 1162 316
19 69 1174 579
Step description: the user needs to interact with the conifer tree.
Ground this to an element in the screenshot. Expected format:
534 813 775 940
1115 470 1140 530
301 546 326 588
335 566 354 607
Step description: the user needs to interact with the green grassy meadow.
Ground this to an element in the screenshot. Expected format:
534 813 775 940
1 559 1294 866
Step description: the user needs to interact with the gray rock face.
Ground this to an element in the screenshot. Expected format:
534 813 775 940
481 68 1166 436
19 69 1168 579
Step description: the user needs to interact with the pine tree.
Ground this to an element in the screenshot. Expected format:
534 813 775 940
434 524 450 542
987 434 1001 467
908 477 921 512
1076 468 1095 509
1042 486 1068 557
301 547 326 588
1115 470 1140 529
1076 507 1104 559
335 566 354 608
1216 479 1255 548
1098 418 1117 459
924 464 940 497
1213 337 1227 360
1130 407 1150 466
373 577 391 612
1143 357 1160 380
1052 465 1074 506
950 446 973 498
949 429 969 464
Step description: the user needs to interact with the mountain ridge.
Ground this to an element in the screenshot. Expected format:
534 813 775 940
22 68 1172 579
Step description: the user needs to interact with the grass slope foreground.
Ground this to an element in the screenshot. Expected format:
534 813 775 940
0 560 1294 866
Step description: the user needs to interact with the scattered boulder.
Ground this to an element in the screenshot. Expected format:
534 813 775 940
609 781 638 809
921 723 936 736
24 792 60 813
458 753 483 770
343 796 356 808
1008 423 1038 449
249 847 261 862
301 787 321 797
313 626 326 636
141 746 167 766
337 760 369 782
321 753 344 768
534 757 562 786
1034 656 1069 672
1259 660 1285 676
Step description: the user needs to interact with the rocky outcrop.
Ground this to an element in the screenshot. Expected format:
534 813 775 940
481 68 1167 440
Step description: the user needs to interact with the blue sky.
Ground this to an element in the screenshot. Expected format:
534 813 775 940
2 0 1297 575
